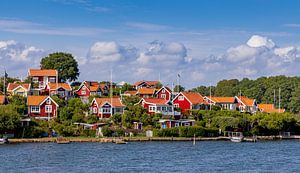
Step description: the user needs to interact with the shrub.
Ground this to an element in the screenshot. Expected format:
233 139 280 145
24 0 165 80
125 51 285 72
101 126 113 137
81 129 96 137
179 126 205 137
154 128 179 137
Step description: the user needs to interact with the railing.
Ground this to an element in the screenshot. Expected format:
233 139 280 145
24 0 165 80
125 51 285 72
157 111 181 116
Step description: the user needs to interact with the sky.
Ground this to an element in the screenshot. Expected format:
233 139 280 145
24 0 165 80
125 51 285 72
1 0 300 89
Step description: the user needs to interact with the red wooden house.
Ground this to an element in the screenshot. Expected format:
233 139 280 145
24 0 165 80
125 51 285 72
91 97 125 119
159 119 195 129
138 98 180 116
75 81 103 97
44 83 73 99
155 86 172 101
28 69 58 90
172 92 208 113
27 96 59 119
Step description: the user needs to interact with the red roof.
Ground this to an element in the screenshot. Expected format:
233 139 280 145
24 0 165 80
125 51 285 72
258 104 285 113
27 96 58 106
28 69 57 77
181 92 208 105
48 83 72 90
136 88 156 95
7 83 31 91
142 98 169 105
236 96 255 106
206 96 235 103
124 90 137 95
93 97 124 107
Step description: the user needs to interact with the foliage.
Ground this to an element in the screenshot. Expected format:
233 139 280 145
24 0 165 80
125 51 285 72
101 126 113 137
58 98 88 122
0 105 20 132
174 85 185 92
179 126 205 137
154 128 179 137
110 113 122 125
40 52 79 82
122 95 140 106
121 83 135 93
122 105 150 128
8 95 27 114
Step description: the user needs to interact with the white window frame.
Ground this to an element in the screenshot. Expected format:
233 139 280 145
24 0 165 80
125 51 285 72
81 90 86 95
175 123 179 127
149 106 156 112
174 103 179 108
101 108 111 113
31 106 40 113
49 77 56 83
162 89 165 93
45 105 52 113
161 94 166 99
184 122 190 126
178 96 184 101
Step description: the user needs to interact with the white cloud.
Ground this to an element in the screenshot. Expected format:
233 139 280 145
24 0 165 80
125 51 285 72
0 40 47 77
246 35 275 48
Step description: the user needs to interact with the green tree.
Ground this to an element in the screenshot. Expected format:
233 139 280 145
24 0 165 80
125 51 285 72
59 98 88 122
174 85 185 92
8 95 27 114
40 52 79 82
0 105 20 132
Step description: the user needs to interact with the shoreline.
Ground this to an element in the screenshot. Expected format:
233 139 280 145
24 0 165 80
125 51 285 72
7 135 300 144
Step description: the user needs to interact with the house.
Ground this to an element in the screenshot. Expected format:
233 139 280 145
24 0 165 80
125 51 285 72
76 81 102 97
204 96 236 110
91 97 125 119
7 83 31 97
138 98 181 116
136 88 156 98
0 95 8 105
159 119 195 129
234 96 257 113
257 104 285 113
28 69 58 90
133 122 143 130
133 80 161 89
155 86 172 101
27 96 59 119
44 83 72 99
172 92 208 113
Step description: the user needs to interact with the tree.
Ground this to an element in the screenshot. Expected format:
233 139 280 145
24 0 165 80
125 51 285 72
59 98 88 122
8 95 27 114
0 105 20 132
40 52 79 82
120 83 135 93
174 85 185 92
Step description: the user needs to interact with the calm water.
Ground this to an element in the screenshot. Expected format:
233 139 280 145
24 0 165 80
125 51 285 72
1 140 300 173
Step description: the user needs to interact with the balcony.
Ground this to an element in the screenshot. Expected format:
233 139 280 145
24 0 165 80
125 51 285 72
157 111 181 116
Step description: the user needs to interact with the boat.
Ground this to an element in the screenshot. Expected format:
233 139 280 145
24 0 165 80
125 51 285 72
230 132 244 142
56 137 71 144
0 137 9 144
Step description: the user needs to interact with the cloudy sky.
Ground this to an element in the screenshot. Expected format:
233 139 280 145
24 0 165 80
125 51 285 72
1 0 300 88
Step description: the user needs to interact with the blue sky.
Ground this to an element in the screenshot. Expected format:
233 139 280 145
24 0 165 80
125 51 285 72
1 0 300 88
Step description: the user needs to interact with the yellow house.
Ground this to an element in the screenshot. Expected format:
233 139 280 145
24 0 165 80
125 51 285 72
7 83 31 97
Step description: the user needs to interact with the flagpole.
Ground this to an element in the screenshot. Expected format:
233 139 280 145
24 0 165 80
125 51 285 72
110 69 113 117
278 88 281 113
3 68 6 96
210 83 212 111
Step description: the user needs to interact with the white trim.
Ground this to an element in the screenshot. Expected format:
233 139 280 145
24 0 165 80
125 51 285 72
45 105 52 113
39 96 59 107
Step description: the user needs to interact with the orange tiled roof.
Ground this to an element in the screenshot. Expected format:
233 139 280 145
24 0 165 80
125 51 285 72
182 92 208 104
124 90 137 95
258 104 285 113
48 83 72 90
27 96 48 105
0 95 6 104
29 69 57 77
94 97 124 107
137 88 156 95
237 96 255 106
7 83 30 91
207 96 235 103
143 98 169 105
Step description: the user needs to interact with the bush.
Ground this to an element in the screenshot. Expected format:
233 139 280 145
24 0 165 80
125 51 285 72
179 126 205 137
154 128 179 137
113 128 125 137
81 129 96 137
102 126 113 137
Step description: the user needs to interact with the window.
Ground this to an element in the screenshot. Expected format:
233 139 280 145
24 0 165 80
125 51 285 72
162 89 165 93
45 105 52 113
161 94 166 99
174 104 179 108
31 106 40 113
46 99 51 104
175 123 179 127
184 123 190 126
178 96 184 101
149 106 156 112
93 107 97 113
32 77 38 83
162 107 167 111
49 77 56 83
101 108 111 113
82 91 86 95
16 92 25 96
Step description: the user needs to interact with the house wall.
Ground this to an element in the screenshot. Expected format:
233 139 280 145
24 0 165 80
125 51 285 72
172 93 191 113
157 89 171 101
76 85 90 97
13 87 28 97
28 99 57 118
